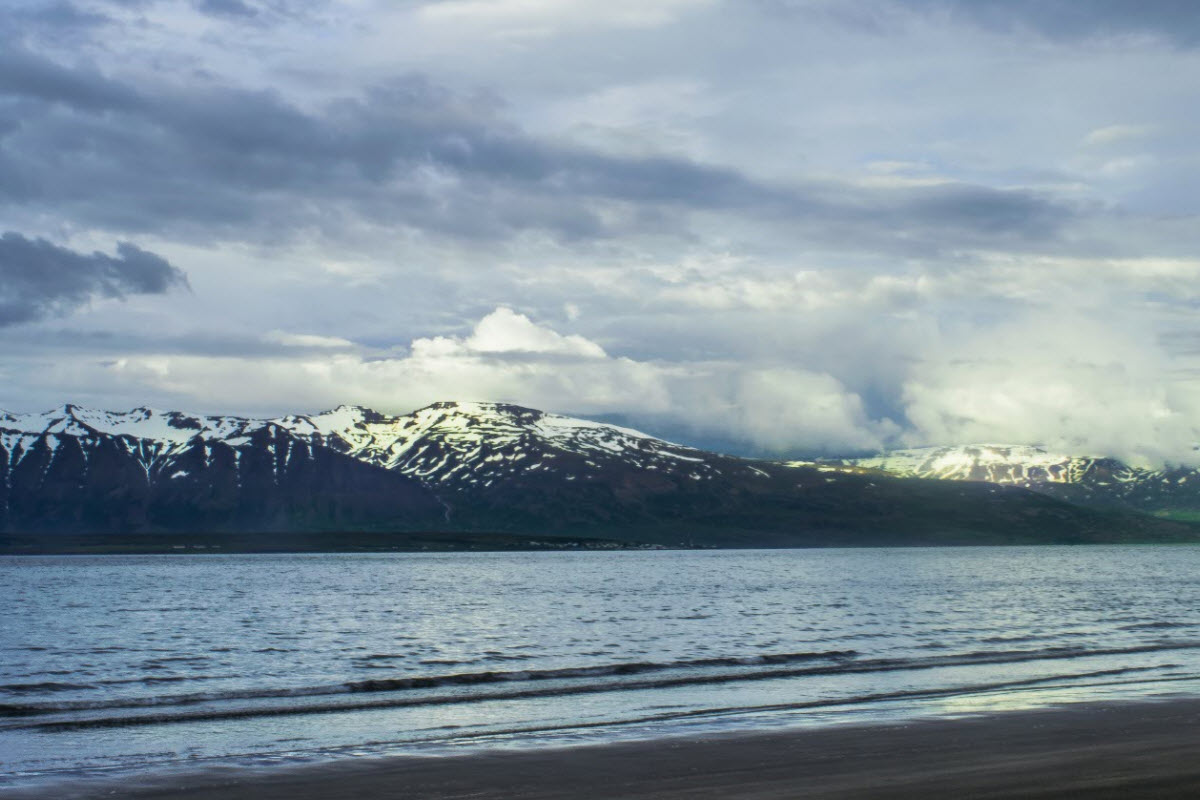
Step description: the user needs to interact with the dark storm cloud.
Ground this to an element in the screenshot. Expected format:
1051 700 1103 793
0 232 189 326
0 47 1074 252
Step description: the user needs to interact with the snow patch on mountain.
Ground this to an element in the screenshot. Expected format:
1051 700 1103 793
0 405 255 445
849 444 1091 482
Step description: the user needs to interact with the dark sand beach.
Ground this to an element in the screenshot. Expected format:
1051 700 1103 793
10 698 1200 799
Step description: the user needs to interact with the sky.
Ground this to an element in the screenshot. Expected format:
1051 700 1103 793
1 0 1200 464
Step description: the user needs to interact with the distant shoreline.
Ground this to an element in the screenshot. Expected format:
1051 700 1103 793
5 533 1200 555
8 698 1200 799
0 531 669 555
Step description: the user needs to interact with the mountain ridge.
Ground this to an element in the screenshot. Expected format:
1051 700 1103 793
2 402 1196 549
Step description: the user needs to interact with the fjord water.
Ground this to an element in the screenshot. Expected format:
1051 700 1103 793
5 547 1200 787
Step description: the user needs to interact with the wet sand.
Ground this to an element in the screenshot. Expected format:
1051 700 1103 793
10 699 1200 799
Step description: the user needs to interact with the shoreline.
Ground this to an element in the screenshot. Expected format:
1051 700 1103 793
0 531 666 556
7 542 1200 557
9 698 1200 799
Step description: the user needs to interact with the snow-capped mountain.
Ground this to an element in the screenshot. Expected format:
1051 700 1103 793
0 401 730 487
0 404 446 535
273 401 738 489
826 444 1200 516
2 404 266 482
1 403 1195 547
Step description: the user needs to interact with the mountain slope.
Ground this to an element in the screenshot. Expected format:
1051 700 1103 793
2 403 1196 547
829 444 1200 518
0 405 446 534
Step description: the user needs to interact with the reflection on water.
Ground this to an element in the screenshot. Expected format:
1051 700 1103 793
4 545 1200 784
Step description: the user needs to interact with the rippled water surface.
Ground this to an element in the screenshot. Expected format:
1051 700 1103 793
5 546 1200 785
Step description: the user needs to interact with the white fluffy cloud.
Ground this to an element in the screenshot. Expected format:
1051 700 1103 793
11 291 1200 464
412 307 606 358
724 368 894 453
92 308 667 415
35 307 882 454
901 314 1200 467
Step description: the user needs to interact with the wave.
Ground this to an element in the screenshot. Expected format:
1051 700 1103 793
1119 621 1196 631
344 650 859 693
0 681 96 694
0 650 856 720
2 642 1196 731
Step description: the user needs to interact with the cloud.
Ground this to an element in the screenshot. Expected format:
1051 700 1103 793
718 368 892 454
0 46 1077 255
28 307 882 454
195 0 258 18
413 307 607 358
264 330 356 349
0 232 188 326
788 1 1200 48
417 0 713 35
655 269 928 313
1082 124 1157 147
928 0 1200 48
900 313 1200 467
8 289 1200 466
80 307 671 416
3 1 112 43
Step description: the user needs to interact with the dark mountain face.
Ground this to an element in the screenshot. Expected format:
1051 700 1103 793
1 403 1195 548
0 416 446 535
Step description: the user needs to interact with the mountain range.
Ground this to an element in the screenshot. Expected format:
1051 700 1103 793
823 444 1200 520
2 402 1196 551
